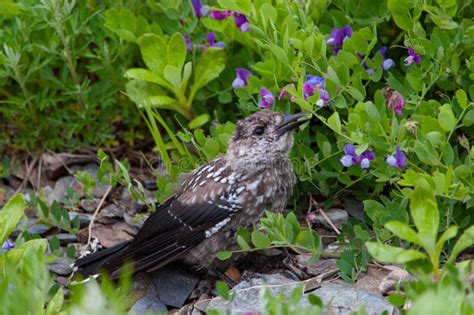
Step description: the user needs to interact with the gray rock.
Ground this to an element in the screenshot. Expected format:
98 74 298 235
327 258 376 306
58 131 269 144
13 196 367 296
342 195 365 221
49 233 77 246
11 217 51 237
313 283 399 315
201 274 399 315
100 203 124 219
28 222 51 235
129 296 167 315
47 176 76 205
201 272 299 314
68 212 92 228
295 257 338 276
151 265 199 308
48 257 73 276
80 198 101 213
314 208 348 229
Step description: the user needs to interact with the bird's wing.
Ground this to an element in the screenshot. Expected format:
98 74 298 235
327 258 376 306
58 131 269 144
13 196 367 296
101 160 245 277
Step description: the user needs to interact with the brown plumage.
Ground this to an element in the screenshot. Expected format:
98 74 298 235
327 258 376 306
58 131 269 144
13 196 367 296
74 109 307 279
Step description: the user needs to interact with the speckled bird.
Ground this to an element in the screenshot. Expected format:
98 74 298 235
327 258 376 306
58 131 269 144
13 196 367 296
74 109 307 279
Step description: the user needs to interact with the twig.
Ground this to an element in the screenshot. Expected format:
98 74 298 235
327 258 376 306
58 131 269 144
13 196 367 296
86 185 112 246
36 157 43 189
317 207 341 235
15 157 38 193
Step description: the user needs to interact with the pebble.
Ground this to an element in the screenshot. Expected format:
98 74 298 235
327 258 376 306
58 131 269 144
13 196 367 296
128 295 167 315
151 265 199 308
48 257 73 276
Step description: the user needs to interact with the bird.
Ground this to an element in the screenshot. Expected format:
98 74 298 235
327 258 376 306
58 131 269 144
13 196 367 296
74 109 307 279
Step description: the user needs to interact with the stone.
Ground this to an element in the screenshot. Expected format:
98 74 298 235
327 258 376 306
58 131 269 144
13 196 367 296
80 198 101 213
200 273 399 315
112 222 137 236
128 295 167 315
341 195 365 221
189 280 213 300
151 265 199 308
378 266 413 294
200 272 299 313
47 176 76 205
313 283 399 315
294 256 338 276
89 225 134 248
48 257 73 276
314 208 348 230
50 233 77 246
99 203 124 219
69 212 92 228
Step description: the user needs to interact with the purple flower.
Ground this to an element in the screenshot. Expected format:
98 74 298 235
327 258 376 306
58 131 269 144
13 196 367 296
386 146 407 169
359 150 375 169
191 0 208 18
207 32 224 48
210 10 231 20
183 34 192 51
327 26 352 55
232 68 252 89
303 75 329 106
404 47 421 66
2 239 14 251
278 84 296 101
340 144 375 169
383 87 405 116
378 47 395 70
258 88 274 108
232 13 250 32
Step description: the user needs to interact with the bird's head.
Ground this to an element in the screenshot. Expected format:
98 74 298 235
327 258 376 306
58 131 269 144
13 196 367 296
227 109 308 163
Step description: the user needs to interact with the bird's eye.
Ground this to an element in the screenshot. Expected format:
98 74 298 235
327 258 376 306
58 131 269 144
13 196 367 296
253 126 265 136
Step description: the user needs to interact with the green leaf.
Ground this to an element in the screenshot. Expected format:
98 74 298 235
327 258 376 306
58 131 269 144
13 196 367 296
455 89 467 109
125 68 171 89
192 48 226 96
366 242 427 263
266 44 289 65
251 229 272 248
448 226 474 263
463 110 474 127
364 101 381 121
46 287 64 315
167 33 186 71
237 235 251 250
410 184 438 239
216 251 233 260
49 236 60 252
435 225 458 256
218 0 251 14
137 34 168 75
385 221 421 246
327 112 341 133
163 65 182 89
215 280 231 301
438 104 456 132
188 114 210 129
0 194 25 244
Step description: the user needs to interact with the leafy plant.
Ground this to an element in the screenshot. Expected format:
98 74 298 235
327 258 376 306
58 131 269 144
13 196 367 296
217 211 322 262
0 194 132 314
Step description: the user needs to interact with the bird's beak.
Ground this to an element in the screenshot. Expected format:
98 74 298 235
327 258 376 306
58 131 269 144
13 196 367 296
276 113 309 137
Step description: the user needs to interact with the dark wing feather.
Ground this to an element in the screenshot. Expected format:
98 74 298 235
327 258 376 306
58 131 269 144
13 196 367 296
77 194 237 278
